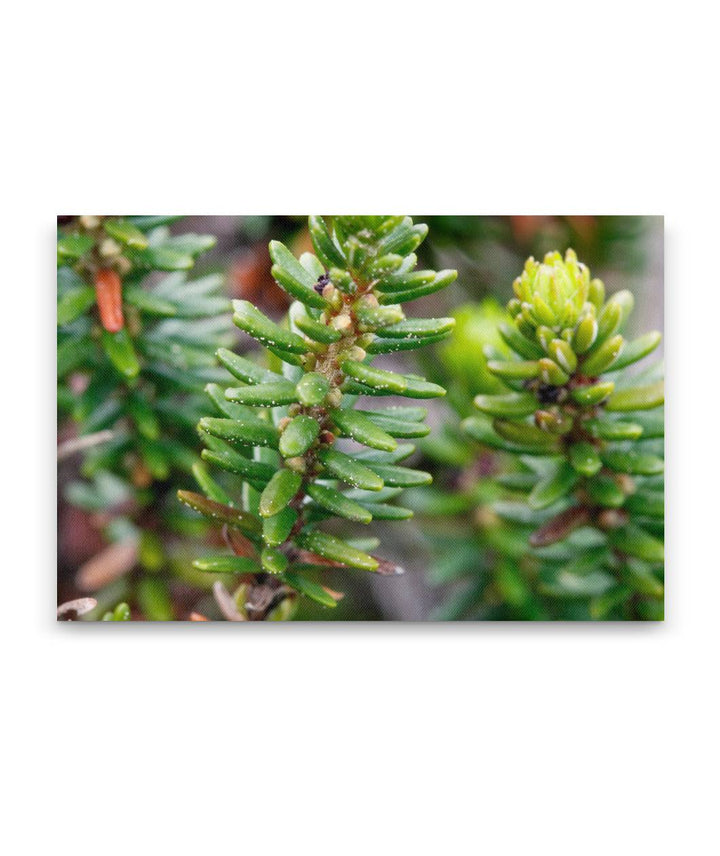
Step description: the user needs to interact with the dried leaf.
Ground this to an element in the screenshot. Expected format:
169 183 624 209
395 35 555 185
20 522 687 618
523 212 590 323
212 581 246 621
57 597 97 620
76 539 139 591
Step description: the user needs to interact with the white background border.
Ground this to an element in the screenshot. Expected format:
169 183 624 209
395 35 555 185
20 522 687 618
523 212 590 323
3 2 716 854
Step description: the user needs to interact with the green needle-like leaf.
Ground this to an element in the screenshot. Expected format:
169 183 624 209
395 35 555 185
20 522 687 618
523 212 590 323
103 218 149 249
232 300 307 353
375 318 455 339
570 382 615 406
216 347 282 384
261 546 289 574
296 372 330 406
317 448 384 491
307 483 372 523
57 232 94 260
607 525 664 563
609 331 662 371
474 392 538 418
295 530 378 571
586 475 626 508
363 463 432 487
269 240 328 309
101 329 140 380
294 313 342 344
308 215 346 270
581 334 624 375
259 469 302 518
279 414 321 458
605 380 664 412
193 556 260 574
200 449 275 482
123 287 179 317
568 441 603 476
263 507 298 547
528 461 578 510
601 450 664 476
199 416 278 449
57 285 96 325
225 380 300 406
487 359 540 380
330 408 397 451
282 571 338 607
341 360 408 394
584 418 644 441
359 411 430 438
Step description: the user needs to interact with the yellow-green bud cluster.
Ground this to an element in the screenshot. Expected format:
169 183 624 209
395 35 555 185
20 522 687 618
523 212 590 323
510 249 594 334
463 248 665 587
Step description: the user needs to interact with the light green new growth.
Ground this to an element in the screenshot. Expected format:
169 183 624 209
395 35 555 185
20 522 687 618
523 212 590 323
463 249 664 617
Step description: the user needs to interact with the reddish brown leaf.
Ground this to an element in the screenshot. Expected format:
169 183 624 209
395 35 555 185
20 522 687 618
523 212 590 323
222 524 259 559
94 268 124 332
529 506 591 548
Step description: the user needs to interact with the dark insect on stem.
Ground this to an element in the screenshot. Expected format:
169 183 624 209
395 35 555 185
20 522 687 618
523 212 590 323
314 272 331 294
536 383 564 404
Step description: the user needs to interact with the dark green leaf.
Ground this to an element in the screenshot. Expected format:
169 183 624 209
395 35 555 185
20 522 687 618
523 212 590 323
317 447 384 491
103 218 149 249
57 285 96 325
330 407 397 451
259 469 302 517
101 329 140 380
279 414 320 457
528 461 578 510
232 300 307 353
295 530 378 571
307 482 372 523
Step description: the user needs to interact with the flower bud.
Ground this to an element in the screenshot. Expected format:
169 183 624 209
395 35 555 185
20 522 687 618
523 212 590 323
538 357 570 386
326 388 342 408
99 238 122 258
330 313 352 333
285 456 307 474
510 249 591 331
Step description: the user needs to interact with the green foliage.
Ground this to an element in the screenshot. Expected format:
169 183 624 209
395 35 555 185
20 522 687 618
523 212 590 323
181 215 457 620
57 215 232 619
415 249 663 620
468 251 663 618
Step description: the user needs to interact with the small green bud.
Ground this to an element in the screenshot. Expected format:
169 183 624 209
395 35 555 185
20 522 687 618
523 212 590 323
573 315 598 354
507 298 522 317
581 334 624 375
548 339 578 374
325 388 342 408
538 357 570 386
261 546 289 574
532 294 556 326
588 277 605 310
329 267 354 293
330 313 352 333
607 289 634 329
596 300 622 343
536 326 555 351
511 249 590 330
285 456 307 474
535 408 573 434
